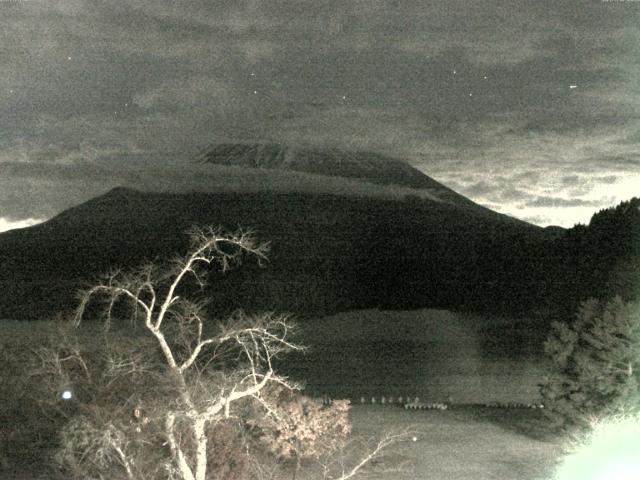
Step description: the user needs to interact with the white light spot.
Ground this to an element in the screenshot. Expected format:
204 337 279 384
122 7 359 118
253 90 258 95
412 436 418 442
569 85 578 89
0 217 43 233
469 93 473 97
452 69 457 74
483 76 488 80
342 95 346 100
61 390 72 400
250 72 256 76
67 56 72 60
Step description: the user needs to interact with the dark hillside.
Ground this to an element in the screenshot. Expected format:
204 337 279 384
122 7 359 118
544 197 640 316
0 188 554 320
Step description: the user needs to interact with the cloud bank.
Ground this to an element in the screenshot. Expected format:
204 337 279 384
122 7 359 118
1 0 639 227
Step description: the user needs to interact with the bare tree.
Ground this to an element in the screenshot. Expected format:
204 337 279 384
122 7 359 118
33 225 414 480
61 226 302 480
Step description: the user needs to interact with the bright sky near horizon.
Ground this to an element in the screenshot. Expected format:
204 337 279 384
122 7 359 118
1 0 639 231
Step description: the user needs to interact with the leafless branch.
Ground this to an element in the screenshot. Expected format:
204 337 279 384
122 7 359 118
44 226 308 480
322 428 418 480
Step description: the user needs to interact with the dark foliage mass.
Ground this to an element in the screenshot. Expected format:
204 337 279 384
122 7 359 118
554 198 640 309
0 188 637 323
540 296 640 431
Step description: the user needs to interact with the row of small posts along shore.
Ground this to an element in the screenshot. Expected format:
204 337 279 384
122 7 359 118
312 394 544 410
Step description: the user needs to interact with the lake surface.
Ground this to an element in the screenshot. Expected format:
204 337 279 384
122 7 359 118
278 309 547 404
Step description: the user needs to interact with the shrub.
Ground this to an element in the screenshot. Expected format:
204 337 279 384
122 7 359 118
247 386 351 476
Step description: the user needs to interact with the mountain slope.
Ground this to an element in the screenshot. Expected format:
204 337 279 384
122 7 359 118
0 186 554 321
199 143 481 208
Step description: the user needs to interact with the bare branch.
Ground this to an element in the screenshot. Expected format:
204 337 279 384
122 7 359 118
154 227 268 331
329 429 417 480
165 413 196 480
74 284 152 328
178 338 218 373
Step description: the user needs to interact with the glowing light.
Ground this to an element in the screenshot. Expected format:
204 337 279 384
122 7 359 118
0 217 43 233
555 414 640 480
569 85 578 89
61 390 73 400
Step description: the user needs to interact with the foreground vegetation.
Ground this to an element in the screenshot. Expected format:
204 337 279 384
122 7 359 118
0 310 560 479
2 227 415 480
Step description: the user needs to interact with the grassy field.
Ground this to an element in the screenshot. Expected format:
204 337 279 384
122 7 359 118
274 403 565 480
306 405 565 480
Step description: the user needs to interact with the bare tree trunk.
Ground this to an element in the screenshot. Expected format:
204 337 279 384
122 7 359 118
194 419 208 480
166 413 196 480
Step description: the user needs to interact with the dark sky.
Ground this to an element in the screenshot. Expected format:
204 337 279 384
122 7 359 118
1 0 639 230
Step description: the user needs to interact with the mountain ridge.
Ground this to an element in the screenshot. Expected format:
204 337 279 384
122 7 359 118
198 143 481 208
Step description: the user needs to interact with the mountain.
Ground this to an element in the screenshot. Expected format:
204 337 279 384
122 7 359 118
0 194 549 321
198 143 477 207
1 144 633 322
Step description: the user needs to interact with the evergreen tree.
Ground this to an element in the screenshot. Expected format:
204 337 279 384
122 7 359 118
540 296 640 430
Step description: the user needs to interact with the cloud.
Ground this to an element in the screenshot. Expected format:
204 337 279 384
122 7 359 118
0 217 44 233
132 77 240 112
0 0 638 229
520 214 553 226
526 196 602 208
